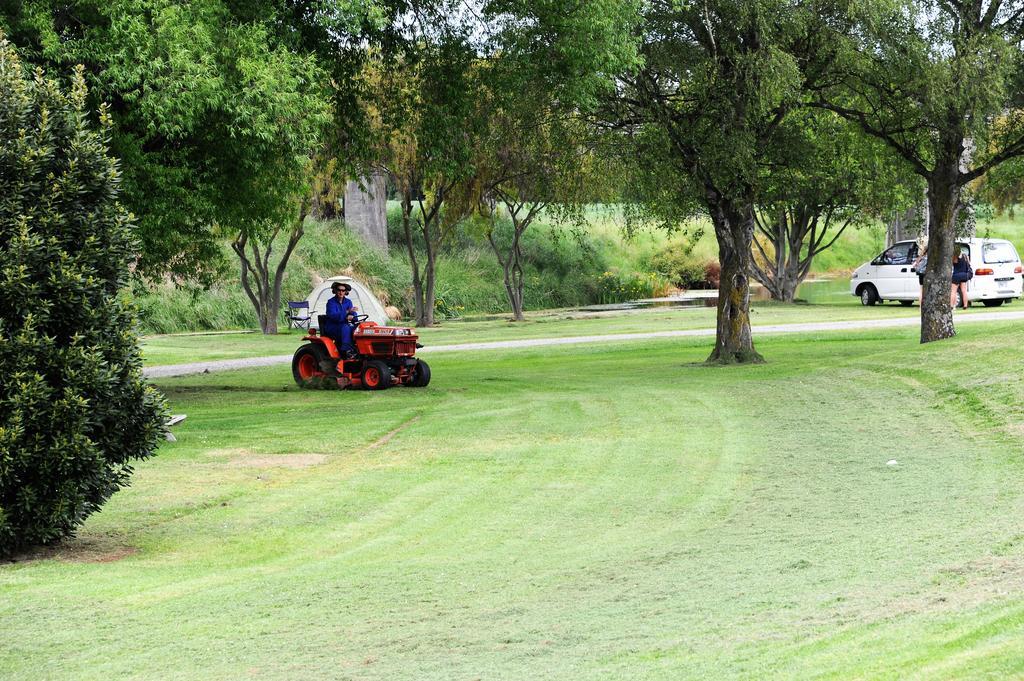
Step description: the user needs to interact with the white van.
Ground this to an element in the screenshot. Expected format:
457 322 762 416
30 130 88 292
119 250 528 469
850 238 1023 307
306 276 391 327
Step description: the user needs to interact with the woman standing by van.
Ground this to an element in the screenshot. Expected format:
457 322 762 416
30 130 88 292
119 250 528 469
912 240 928 305
951 249 972 309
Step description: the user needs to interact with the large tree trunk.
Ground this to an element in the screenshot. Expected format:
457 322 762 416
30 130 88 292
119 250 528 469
420 246 436 327
400 193 428 326
887 198 928 247
920 159 960 343
707 195 763 364
344 172 388 250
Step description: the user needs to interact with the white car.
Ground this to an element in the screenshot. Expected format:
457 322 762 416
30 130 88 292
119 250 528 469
850 238 1023 307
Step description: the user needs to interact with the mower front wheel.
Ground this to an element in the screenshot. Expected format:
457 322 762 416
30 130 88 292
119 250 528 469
362 360 392 390
410 359 431 387
293 344 327 386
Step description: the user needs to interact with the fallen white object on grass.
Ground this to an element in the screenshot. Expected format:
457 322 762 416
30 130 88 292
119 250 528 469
887 459 898 466
165 414 188 441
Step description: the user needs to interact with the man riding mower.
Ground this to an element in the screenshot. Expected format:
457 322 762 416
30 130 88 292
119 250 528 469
292 283 430 390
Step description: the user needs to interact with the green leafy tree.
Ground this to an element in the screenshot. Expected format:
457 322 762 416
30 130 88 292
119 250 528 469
609 0 831 363
815 0 1024 342
364 0 638 327
459 111 614 321
452 1 637 322
0 38 165 556
751 109 916 302
1 0 379 283
220 43 331 335
369 41 480 327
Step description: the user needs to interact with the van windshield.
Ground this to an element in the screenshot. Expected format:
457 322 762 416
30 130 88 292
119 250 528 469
983 242 1019 264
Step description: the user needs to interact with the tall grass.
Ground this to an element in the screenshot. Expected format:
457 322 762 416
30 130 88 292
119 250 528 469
134 207 1024 334
134 213 666 333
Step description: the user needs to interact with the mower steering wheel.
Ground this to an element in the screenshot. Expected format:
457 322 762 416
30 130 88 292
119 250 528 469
351 314 369 324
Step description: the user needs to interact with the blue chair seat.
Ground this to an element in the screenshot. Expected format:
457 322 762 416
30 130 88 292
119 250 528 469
286 301 311 329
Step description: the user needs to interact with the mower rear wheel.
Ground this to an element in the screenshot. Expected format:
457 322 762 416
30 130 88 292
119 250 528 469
361 360 391 390
293 344 327 386
410 359 431 387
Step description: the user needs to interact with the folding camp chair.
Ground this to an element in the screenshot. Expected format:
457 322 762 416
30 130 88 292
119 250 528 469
286 301 312 329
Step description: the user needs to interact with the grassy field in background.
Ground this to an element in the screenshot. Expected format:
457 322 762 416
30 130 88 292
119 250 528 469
4 321 1024 679
584 209 1024 273
139 284 1018 366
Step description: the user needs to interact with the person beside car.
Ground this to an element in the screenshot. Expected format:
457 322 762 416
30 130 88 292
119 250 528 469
912 241 928 305
322 282 359 354
951 250 972 310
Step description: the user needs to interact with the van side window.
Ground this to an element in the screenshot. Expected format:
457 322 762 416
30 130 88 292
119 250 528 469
876 243 915 265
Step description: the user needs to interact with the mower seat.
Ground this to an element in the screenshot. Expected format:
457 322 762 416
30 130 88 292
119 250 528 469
317 315 357 356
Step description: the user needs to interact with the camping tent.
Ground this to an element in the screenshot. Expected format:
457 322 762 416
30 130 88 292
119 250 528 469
306 276 390 328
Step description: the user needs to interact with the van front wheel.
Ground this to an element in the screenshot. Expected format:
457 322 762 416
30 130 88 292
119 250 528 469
859 285 879 306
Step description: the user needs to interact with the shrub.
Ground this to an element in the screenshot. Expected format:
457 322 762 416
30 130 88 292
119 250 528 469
649 246 719 289
0 39 166 556
596 270 673 304
704 261 721 289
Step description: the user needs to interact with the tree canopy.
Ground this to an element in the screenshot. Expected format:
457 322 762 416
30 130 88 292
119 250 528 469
609 0 832 363
1 0 375 282
815 0 1024 341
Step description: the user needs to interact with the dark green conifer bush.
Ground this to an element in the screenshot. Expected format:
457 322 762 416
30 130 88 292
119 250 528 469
0 37 166 556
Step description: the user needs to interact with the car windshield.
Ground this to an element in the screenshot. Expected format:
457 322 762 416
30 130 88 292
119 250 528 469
983 242 1019 264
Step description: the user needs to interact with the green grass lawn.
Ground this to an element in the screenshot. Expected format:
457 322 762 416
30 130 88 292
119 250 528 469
140 285 1019 366
4 321 1024 679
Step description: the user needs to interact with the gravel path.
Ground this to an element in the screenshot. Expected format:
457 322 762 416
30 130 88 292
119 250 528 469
143 309 1024 379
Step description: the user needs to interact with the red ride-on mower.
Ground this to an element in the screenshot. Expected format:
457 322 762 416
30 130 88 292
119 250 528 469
292 315 431 390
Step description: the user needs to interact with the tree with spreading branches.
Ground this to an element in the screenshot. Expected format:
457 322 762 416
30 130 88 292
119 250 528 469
815 0 1024 342
1 0 381 284
366 0 638 326
608 0 837 363
751 109 916 301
